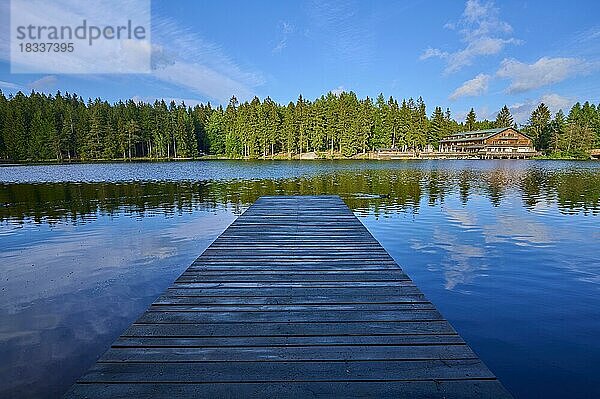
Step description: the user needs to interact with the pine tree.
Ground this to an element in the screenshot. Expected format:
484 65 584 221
282 102 296 158
295 95 308 154
191 103 211 155
0 90 7 159
61 106 75 160
564 102 594 155
495 105 514 128
372 94 388 149
337 92 359 156
387 97 399 148
206 106 226 155
414 97 428 150
263 97 280 156
399 100 412 150
224 96 240 157
3 92 28 160
444 108 454 137
29 109 49 160
358 97 373 153
125 119 140 159
310 98 327 152
73 95 88 159
429 107 445 148
86 100 106 159
594 103 600 148
324 93 338 155
465 108 477 131
527 103 551 151
51 91 66 160
549 110 566 153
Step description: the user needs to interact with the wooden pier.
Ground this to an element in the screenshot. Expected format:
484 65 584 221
65 195 512 398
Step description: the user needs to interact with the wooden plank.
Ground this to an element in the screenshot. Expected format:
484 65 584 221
113 335 465 347
168 282 418 288
65 380 512 399
66 195 511 398
163 286 422 297
184 268 404 273
176 274 411 282
79 359 493 382
98 344 477 362
153 294 427 305
148 303 434 312
122 321 459 337
134 309 444 324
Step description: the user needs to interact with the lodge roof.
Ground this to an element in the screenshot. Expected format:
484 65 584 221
439 127 528 143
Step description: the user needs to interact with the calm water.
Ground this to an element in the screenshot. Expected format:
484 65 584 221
1 160 599 398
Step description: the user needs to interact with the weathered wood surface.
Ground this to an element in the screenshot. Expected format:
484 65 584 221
65 195 512 398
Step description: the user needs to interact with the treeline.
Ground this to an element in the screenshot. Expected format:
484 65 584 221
523 102 600 158
0 90 599 161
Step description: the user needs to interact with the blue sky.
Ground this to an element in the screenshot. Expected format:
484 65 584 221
0 0 599 123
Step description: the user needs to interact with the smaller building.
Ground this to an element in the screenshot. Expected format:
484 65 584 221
439 127 536 158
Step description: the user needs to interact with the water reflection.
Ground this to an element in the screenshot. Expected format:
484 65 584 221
1 162 599 225
0 211 235 398
1 160 599 398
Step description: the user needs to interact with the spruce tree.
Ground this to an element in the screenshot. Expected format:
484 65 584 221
495 105 514 128
4 92 28 160
359 97 373 153
224 96 239 157
206 106 226 155
295 95 307 154
429 107 445 148
371 94 386 148
465 108 477 131
0 90 7 159
549 110 566 153
280 103 294 157
527 103 551 151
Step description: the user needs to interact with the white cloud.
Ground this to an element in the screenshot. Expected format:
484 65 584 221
508 102 533 124
454 105 493 123
449 73 491 100
509 93 573 124
420 0 520 73
419 48 448 60
539 93 573 111
0 80 22 90
496 57 595 93
152 61 256 103
150 17 264 102
27 75 58 90
446 37 519 73
273 21 295 53
0 2 263 103
463 0 488 21
7 0 152 73
273 40 287 53
307 1 375 68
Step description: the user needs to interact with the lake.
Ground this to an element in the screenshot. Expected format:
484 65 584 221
1 160 599 398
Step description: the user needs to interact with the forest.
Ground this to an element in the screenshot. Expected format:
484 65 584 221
0 89 599 161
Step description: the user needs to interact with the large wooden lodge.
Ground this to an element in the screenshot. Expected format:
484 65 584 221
374 127 537 159
439 127 537 158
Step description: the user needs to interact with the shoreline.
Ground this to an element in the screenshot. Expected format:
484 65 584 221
0 155 596 166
